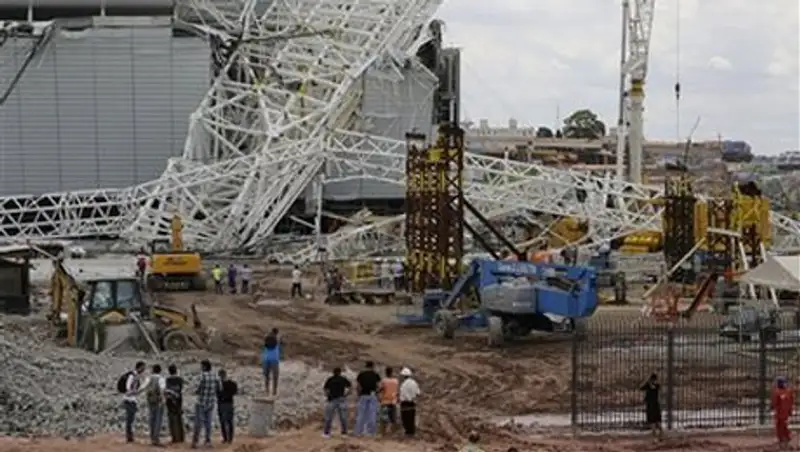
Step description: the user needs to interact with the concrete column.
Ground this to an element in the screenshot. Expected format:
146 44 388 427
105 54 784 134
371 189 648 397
248 396 275 437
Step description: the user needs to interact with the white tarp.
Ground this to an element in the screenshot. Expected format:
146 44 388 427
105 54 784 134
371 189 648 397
740 255 800 291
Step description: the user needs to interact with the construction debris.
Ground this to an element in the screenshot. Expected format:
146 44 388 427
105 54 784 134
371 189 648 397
0 315 336 437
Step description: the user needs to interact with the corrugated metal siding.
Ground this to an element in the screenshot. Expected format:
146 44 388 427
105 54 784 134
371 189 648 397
322 66 436 200
0 27 209 196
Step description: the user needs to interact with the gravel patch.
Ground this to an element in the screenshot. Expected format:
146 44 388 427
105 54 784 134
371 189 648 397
0 315 342 438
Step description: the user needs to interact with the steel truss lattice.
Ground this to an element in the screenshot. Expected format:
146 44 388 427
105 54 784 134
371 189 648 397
280 136 800 262
1 2 800 260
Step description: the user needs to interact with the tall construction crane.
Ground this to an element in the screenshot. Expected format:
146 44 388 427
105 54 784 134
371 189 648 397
615 0 656 184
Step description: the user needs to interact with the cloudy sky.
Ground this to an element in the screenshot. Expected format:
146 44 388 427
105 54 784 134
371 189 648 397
438 0 799 155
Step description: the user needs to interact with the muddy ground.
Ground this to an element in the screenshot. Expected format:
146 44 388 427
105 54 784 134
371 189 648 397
5 266 793 451
0 430 787 452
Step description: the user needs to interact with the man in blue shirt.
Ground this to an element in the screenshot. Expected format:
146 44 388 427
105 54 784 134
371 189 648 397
261 328 281 397
227 264 238 294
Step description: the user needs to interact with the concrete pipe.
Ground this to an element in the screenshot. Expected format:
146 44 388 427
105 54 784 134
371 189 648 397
248 396 275 437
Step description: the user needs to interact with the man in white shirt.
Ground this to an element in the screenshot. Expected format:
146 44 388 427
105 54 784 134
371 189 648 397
140 364 168 446
291 265 303 298
380 260 392 289
392 260 404 291
240 264 253 294
398 367 420 437
122 361 147 443
372 261 381 287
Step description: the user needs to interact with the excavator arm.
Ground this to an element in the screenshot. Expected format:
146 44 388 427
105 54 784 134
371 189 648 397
48 260 85 347
170 214 184 252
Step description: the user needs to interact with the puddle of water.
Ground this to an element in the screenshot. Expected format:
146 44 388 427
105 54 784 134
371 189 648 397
495 407 769 430
256 299 290 307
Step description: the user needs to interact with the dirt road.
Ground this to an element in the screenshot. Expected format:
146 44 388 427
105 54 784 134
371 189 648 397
146 278 773 450
0 430 782 451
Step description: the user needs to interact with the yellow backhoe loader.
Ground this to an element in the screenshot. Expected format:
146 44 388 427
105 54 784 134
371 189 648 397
48 259 209 353
147 215 206 291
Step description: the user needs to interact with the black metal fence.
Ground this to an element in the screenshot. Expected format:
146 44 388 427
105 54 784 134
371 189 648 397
570 317 798 431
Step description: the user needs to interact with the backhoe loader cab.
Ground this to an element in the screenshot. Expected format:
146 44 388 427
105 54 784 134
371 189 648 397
82 277 148 315
50 261 207 353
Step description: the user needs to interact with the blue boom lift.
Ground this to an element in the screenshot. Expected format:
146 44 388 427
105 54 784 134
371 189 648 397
431 258 599 346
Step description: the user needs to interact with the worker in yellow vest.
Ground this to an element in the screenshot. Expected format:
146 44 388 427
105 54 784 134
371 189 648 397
211 264 223 294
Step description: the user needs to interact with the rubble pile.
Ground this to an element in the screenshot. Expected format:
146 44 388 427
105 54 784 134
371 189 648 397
0 316 331 437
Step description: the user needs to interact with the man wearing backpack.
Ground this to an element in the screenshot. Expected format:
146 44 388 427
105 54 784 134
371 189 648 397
118 361 147 443
142 364 167 446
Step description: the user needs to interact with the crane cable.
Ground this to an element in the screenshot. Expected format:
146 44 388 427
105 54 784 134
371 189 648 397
674 0 682 143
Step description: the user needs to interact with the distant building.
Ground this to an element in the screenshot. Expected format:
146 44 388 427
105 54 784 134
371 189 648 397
720 140 754 163
773 151 800 171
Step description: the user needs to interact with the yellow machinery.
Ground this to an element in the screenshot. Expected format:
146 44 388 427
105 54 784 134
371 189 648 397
619 230 662 253
147 215 206 291
49 259 208 353
546 217 588 248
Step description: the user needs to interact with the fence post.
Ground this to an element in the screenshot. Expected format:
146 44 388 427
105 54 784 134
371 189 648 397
666 327 675 430
570 330 579 429
758 329 768 425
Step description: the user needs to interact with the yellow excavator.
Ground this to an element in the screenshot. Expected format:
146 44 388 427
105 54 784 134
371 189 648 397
147 215 206 291
49 259 208 353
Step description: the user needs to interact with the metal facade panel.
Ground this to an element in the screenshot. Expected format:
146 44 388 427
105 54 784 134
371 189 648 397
0 27 209 196
323 65 437 201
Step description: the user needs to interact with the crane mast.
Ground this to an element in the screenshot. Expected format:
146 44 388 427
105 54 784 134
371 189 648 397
616 0 655 184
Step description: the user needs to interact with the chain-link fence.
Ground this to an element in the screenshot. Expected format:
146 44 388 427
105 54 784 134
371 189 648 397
571 314 799 431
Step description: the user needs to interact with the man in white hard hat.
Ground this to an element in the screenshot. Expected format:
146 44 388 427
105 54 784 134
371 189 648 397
398 367 420 437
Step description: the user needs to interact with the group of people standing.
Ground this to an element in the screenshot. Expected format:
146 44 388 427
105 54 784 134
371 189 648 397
373 259 405 290
120 359 239 448
322 361 420 438
211 263 254 294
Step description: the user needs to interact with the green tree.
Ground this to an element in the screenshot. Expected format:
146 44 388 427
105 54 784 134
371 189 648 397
535 126 554 138
561 109 606 139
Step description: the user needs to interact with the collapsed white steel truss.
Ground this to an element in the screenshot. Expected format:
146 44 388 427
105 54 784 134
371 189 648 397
1 1 800 261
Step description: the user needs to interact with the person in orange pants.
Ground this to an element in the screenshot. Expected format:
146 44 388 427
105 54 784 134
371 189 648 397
772 376 795 448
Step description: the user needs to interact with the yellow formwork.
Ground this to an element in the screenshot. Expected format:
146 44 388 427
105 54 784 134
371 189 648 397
620 231 663 254
732 187 771 247
341 260 379 284
404 124 465 292
692 189 771 251
694 201 708 246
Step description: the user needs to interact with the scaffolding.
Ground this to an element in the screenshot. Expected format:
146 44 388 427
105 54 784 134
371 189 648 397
733 184 771 269
404 124 465 293
662 176 696 282
704 197 736 274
